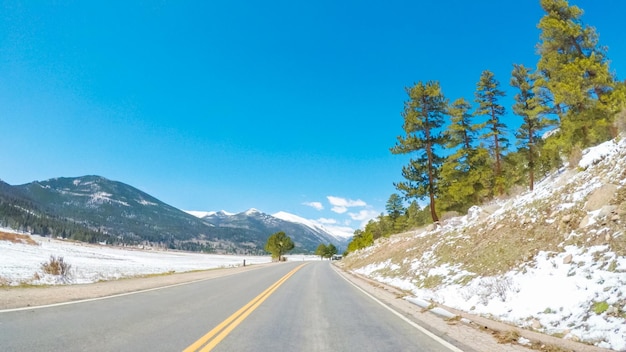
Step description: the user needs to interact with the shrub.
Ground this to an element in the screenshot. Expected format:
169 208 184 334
592 301 609 314
41 255 72 279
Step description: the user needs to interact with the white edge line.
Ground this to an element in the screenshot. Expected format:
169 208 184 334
331 265 464 352
0 266 263 314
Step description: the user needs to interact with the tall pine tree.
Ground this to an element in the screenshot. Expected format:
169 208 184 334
474 70 509 196
536 0 616 149
391 81 447 223
439 98 488 212
511 64 555 191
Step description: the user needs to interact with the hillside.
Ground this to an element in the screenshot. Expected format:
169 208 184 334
0 176 346 254
341 137 626 351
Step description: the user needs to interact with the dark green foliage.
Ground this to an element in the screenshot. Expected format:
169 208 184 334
536 0 618 150
475 70 509 196
265 231 295 259
511 64 556 190
439 98 489 212
315 243 327 259
391 81 448 222
386 193 406 231
318 243 337 259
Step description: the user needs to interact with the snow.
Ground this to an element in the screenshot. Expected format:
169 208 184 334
185 210 216 218
0 230 273 286
273 211 354 240
349 136 626 351
579 139 620 169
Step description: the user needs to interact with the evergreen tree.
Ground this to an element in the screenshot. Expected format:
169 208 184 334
536 0 616 149
474 70 509 196
511 64 555 191
391 81 447 222
264 231 294 260
324 243 338 259
385 193 403 222
346 229 373 253
315 243 327 260
439 98 487 212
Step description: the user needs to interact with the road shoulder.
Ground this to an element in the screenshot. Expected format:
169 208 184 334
332 262 610 352
0 263 271 311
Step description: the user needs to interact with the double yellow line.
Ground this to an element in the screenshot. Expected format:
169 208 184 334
183 263 307 352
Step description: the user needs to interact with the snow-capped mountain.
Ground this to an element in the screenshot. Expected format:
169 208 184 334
187 209 349 251
0 175 346 254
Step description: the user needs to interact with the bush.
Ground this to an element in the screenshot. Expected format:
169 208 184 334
41 255 72 279
592 301 609 314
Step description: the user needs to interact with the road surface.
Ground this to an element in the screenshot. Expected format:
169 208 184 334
0 261 465 351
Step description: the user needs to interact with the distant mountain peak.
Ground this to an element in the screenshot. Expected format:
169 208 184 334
243 208 260 215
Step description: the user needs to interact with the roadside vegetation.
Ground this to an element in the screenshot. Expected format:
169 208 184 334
346 0 625 255
264 231 294 261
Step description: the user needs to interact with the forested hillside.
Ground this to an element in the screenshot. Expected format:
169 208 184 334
347 0 625 254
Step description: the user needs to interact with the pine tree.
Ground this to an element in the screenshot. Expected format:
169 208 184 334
391 81 447 223
474 70 509 196
511 64 555 191
439 98 487 212
264 231 294 260
536 0 616 149
315 243 327 260
385 193 403 221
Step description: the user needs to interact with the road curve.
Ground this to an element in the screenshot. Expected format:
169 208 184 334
1 261 464 351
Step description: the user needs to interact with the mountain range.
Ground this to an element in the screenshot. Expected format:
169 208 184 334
0 175 349 254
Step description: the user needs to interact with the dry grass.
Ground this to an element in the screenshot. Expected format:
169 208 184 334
0 231 38 245
493 329 520 344
41 255 72 277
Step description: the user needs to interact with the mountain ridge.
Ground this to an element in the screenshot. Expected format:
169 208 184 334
0 175 348 254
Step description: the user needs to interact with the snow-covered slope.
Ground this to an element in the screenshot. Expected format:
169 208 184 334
272 211 353 241
343 137 626 351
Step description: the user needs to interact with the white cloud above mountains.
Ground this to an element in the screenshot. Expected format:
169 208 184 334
302 195 378 231
327 196 367 214
349 209 379 223
302 201 324 210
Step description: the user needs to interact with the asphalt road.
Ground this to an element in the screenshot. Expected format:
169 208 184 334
0 261 463 352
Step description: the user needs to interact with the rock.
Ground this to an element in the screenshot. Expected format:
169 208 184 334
562 214 572 223
606 233 612 242
598 205 617 218
585 184 618 211
612 214 621 222
578 215 591 228
530 319 542 330
563 254 573 265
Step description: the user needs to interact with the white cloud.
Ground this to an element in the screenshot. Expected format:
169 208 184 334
331 206 348 214
349 209 379 227
327 196 366 207
327 196 366 214
302 201 324 211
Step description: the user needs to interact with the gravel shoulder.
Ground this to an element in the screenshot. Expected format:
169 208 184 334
0 263 271 310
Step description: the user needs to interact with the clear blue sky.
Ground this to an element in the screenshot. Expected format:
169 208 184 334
1 1 624 236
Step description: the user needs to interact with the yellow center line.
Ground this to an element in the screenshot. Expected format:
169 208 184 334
183 263 307 352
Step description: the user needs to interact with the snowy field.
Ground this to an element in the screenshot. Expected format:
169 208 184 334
0 230 291 286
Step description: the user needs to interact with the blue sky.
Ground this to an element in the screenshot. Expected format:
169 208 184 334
1 1 624 237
